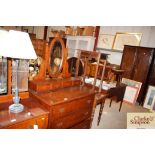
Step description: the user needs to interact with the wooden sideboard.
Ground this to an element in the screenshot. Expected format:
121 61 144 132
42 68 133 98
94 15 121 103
0 98 49 129
30 85 95 129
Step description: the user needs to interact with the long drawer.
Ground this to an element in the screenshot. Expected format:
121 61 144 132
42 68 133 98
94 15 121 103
6 114 48 129
52 95 94 119
70 118 91 129
51 107 91 129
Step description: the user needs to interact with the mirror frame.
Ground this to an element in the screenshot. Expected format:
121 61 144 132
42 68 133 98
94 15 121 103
48 37 65 78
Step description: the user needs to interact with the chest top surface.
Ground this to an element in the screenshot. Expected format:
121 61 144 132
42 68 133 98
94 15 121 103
33 85 95 106
0 98 49 128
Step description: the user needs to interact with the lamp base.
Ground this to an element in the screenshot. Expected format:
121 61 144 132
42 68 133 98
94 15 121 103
9 103 24 113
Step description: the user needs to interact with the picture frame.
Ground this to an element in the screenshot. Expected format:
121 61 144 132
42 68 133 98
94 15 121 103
122 78 142 104
122 78 142 88
151 96 155 111
123 86 139 104
143 85 155 110
113 32 142 51
97 34 115 49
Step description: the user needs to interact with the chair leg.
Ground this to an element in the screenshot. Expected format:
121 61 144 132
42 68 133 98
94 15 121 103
119 101 123 112
109 99 112 107
97 99 105 126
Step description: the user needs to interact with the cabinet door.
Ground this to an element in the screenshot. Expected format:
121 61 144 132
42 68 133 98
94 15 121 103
120 46 137 79
132 47 154 82
147 53 155 86
133 47 154 103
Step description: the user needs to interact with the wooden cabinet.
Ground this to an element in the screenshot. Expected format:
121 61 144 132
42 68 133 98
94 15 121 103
30 85 95 129
0 98 49 129
120 45 155 104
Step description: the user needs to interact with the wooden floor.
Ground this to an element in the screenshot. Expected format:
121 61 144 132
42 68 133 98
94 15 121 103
91 99 150 129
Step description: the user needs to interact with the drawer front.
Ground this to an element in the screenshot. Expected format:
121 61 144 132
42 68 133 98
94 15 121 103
71 118 91 129
62 81 72 88
51 108 91 129
72 80 81 86
52 95 94 119
7 114 48 129
50 82 62 90
37 84 50 92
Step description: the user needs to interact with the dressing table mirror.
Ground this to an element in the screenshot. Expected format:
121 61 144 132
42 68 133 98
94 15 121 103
48 37 70 78
0 56 7 95
29 37 81 93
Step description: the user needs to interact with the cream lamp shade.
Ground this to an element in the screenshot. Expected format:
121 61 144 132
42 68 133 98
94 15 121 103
0 30 37 59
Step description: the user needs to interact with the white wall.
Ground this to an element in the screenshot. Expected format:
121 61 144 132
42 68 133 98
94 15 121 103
98 26 155 65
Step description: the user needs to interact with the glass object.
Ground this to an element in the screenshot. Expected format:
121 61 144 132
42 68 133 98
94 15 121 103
0 56 7 95
10 59 24 113
12 59 29 93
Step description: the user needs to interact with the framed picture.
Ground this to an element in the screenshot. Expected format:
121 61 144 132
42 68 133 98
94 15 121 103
143 85 155 110
113 32 142 51
151 96 155 111
97 34 115 49
122 78 142 88
122 78 142 104
123 86 139 104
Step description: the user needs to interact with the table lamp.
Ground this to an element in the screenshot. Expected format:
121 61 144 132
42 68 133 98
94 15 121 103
0 30 37 113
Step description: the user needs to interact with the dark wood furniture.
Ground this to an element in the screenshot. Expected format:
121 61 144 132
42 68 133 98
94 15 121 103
111 69 125 84
30 85 95 129
0 98 49 129
97 83 127 125
120 45 155 104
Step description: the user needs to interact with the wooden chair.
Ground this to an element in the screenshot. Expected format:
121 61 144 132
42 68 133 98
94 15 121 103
75 50 107 126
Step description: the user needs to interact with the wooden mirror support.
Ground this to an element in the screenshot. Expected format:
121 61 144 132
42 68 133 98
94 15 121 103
30 38 48 81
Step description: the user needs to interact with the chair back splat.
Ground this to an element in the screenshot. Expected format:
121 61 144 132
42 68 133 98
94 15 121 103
76 50 107 92
75 50 107 126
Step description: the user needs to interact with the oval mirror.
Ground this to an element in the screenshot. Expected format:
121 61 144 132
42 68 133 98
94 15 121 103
48 37 65 78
